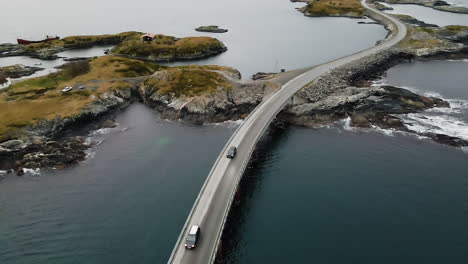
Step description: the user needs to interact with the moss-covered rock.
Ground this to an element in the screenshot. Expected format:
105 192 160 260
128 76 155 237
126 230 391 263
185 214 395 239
0 64 44 78
300 0 365 18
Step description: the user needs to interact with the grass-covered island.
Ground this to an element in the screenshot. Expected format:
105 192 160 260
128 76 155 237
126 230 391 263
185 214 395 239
0 32 227 62
299 0 365 18
111 34 227 61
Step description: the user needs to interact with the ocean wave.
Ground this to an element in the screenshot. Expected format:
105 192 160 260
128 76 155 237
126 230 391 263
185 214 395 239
426 98 468 114
338 117 397 136
340 117 353 131
401 113 468 140
447 59 468 62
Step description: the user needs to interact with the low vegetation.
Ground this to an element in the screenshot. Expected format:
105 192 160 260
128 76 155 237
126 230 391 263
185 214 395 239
0 56 160 140
303 0 365 17
398 25 466 50
111 34 226 61
21 32 140 52
143 65 235 97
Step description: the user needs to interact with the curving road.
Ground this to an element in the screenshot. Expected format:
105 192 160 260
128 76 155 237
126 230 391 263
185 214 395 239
168 1 407 263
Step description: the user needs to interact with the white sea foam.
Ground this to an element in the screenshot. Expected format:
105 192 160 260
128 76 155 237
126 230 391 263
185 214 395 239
401 113 468 140
447 59 468 62
23 168 41 176
340 117 353 131
89 128 113 136
371 125 398 137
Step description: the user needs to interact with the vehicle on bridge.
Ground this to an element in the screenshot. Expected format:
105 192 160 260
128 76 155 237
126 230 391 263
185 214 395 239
184 225 200 249
226 146 237 159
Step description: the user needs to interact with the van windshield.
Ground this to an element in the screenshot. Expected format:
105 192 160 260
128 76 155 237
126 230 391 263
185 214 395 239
187 234 196 242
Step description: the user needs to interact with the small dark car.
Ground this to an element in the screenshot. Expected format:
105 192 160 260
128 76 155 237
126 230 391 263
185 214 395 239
226 146 237 159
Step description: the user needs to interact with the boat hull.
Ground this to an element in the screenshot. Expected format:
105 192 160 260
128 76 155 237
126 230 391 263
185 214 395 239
17 37 60 45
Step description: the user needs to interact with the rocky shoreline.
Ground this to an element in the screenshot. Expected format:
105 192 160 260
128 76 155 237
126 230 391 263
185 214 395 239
0 33 129 60
278 16 468 147
376 0 468 14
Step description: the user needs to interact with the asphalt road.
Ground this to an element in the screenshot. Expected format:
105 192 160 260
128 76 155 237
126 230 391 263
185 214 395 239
168 1 407 263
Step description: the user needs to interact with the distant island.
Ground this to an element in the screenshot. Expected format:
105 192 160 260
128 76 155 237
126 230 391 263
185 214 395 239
195 25 228 33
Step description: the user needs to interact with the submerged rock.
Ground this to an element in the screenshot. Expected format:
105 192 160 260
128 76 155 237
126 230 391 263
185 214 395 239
252 72 278 80
0 64 43 78
101 119 118 128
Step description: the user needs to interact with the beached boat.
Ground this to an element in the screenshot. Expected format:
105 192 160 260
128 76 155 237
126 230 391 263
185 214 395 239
17 36 60 45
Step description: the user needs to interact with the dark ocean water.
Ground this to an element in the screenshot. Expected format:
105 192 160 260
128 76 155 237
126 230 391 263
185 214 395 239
223 126 468 264
0 104 235 264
